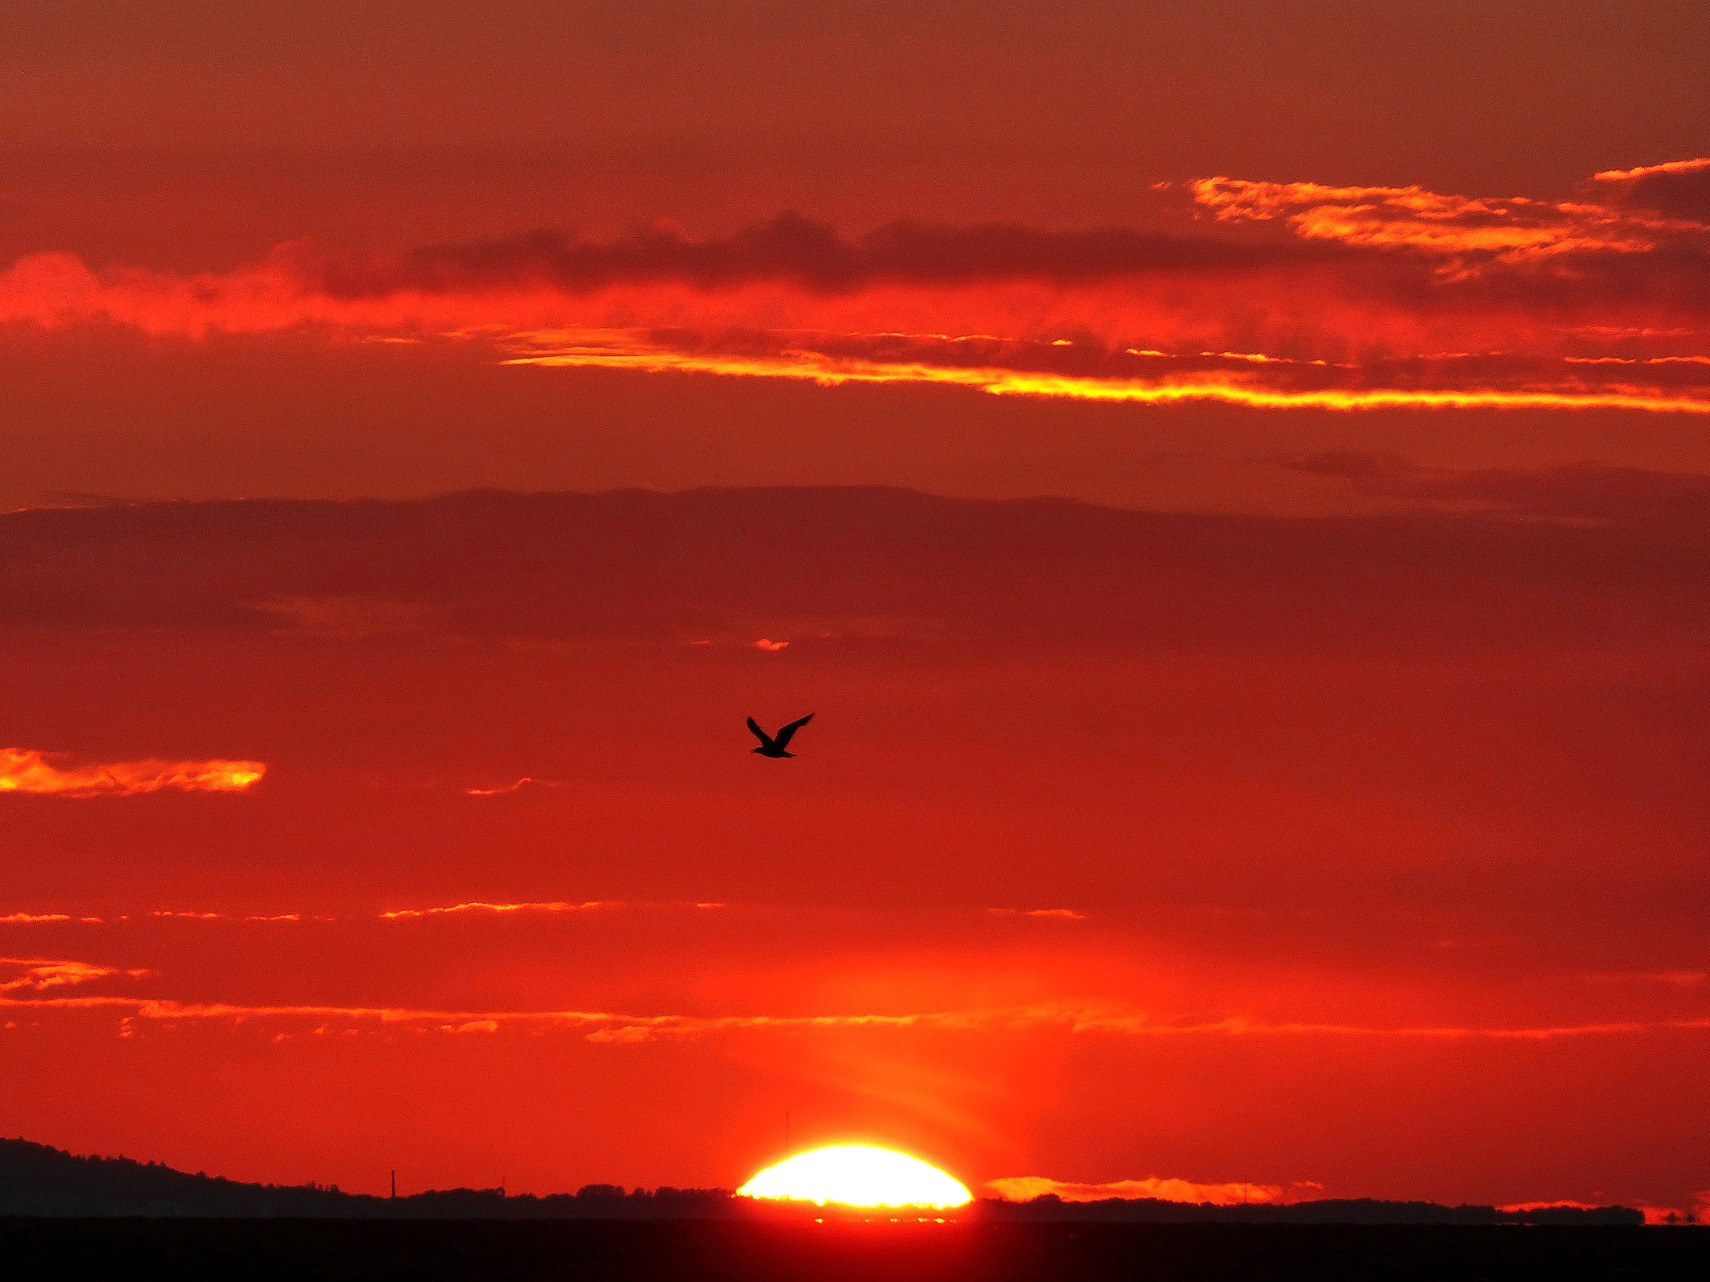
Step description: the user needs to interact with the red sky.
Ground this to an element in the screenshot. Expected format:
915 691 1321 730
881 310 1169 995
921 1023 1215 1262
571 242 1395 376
2 1 1708 1218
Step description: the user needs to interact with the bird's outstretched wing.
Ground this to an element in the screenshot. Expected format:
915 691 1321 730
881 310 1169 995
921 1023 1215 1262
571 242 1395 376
745 716 774 748
772 713 815 749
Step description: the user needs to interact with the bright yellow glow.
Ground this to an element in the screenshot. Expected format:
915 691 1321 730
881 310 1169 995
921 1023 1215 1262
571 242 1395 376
738 1144 973 1208
0 748 266 797
501 343 1710 416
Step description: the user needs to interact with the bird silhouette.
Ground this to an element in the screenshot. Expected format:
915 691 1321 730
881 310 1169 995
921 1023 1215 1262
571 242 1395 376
747 713 814 758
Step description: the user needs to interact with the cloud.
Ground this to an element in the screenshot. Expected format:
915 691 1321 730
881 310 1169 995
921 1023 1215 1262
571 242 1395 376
2 162 1708 414
0 957 149 992
1189 175 1701 257
1271 455 1710 524
3 486 1706 660
986 908 1089 921
2 900 730 926
1592 158 1710 220
987 1175 1296 1205
295 214 1329 298
495 329 1710 416
0 748 265 797
377 900 620 920
463 777 561 797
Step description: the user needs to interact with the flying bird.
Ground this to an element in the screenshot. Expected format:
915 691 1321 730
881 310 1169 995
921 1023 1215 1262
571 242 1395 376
747 714 815 758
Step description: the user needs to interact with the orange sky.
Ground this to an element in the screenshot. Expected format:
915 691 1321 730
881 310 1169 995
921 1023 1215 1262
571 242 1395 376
2 1 1708 1218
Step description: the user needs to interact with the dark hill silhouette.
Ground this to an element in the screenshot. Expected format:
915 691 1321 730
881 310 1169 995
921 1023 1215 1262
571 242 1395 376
0 1138 1643 1224
0 1138 724 1219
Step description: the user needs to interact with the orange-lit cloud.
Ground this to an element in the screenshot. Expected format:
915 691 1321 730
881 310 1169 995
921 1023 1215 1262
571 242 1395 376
0 900 730 926
2 162 1708 415
378 900 619 920
1188 176 1702 256
0 748 265 797
496 331 1710 416
0 957 149 992
986 1175 1295 1205
439 1019 499 1035
986 908 1089 921
463 776 559 796
1593 158 1710 183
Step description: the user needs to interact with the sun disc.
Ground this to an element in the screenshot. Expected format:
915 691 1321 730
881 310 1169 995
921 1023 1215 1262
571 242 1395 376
738 1144 972 1208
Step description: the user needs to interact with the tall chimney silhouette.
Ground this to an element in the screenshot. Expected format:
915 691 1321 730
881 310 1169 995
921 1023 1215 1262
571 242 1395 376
390 1170 397 1199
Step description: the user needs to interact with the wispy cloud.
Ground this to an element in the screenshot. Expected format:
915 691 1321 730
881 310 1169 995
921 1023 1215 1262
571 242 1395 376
1593 158 1710 183
463 777 561 797
377 900 620 920
1591 158 1710 221
0 957 150 992
1189 176 1696 256
494 329 1710 417
0 748 264 797
1 900 728 926
986 907 1089 921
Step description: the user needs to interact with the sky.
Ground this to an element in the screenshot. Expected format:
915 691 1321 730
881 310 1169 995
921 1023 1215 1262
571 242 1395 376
2 1 1708 1218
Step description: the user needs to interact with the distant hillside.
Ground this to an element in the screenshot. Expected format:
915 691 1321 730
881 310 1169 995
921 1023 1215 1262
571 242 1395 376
0 1139 1644 1224
0 1139 726 1219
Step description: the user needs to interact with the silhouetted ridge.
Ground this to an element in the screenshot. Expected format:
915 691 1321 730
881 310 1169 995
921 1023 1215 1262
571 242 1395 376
0 1139 1643 1223
0 1139 725 1219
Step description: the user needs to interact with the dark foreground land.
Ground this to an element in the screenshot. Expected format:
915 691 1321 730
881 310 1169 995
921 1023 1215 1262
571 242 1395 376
2 1219 1706 1282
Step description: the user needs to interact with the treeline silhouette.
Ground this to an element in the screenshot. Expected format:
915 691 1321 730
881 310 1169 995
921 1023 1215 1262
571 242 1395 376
983 1194 1645 1226
0 1139 1644 1225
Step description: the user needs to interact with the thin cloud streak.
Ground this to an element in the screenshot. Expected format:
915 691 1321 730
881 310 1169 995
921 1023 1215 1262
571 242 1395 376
0 900 727 926
1188 176 1702 256
1593 158 1710 183
3 977 1707 1046
378 900 620 920
498 338 1710 416
0 957 150 992
463 776 561 796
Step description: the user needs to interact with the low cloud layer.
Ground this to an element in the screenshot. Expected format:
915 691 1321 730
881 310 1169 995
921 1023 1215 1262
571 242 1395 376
3 484 1704 655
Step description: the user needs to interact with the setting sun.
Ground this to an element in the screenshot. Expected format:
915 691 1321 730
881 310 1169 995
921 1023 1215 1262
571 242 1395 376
738 1145 973 1209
